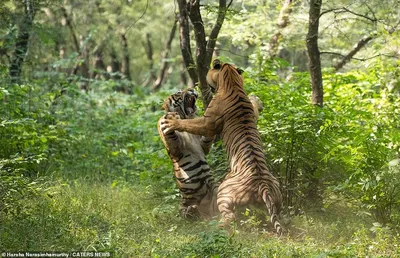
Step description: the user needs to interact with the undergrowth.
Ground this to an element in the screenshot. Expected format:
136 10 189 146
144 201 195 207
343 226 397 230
1 62 400 257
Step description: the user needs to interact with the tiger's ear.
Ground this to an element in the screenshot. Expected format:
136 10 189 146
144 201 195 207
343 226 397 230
236 68 244 75
212 59 221 69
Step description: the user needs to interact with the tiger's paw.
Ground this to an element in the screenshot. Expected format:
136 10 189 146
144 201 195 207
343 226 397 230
160 113 181 135
180 205 200 220
164 112 180 120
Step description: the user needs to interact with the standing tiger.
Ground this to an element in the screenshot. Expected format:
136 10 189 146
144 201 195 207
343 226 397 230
158 89 264 220
157 89 218 219
160 60 283 235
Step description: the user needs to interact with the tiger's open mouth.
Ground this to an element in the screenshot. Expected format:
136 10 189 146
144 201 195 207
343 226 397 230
184 93 197 117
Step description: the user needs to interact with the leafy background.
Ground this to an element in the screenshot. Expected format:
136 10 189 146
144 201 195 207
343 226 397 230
1 0 400 257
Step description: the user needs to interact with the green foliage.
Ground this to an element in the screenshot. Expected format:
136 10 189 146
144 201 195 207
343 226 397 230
1 64 399 255
1 0 400 255
178 228 245 258
0 80 67 218
244 60 400 224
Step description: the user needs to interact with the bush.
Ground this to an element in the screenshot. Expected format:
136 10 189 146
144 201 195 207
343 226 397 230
244 62 400 223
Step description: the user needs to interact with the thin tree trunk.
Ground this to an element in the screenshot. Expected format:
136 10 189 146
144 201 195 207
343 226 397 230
142 33 156 87
180 61 189 87
120 33 131 81
61 7 79 53
62 6 86 79
80 36 90 91
306 0 323 107
109 48 121 80
177 0 198 88
92 46 109 80
9 0 35 83
334 36 373 71
152 20 178 91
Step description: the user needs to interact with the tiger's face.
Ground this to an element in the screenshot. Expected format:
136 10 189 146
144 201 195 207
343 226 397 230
206 59 244 93
162 89 198 119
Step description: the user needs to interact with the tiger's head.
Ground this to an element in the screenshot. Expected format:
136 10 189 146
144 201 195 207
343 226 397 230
206 59 244 93
162 89 198 119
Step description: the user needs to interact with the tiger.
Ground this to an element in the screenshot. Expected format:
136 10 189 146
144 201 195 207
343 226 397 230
158 89 264 220
160 59 283 235
157 89 218 219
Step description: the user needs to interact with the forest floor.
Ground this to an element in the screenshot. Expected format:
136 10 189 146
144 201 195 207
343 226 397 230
2 179 399 257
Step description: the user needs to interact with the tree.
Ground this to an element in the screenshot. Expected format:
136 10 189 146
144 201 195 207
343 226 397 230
306 0 323 107
177 0 232 108
9 0 36 83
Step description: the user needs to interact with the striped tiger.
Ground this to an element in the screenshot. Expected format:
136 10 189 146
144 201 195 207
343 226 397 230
157 89 218 219
160 60 283 235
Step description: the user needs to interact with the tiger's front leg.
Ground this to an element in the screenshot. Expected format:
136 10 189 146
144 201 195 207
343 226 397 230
157 112 182 159
160 116 217 138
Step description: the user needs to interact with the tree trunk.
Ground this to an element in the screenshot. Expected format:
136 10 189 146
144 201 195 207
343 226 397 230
80 36 90 92
180 61 189 87
177 0 198 88
109 48 121 80
9 0 35 83
61 7 79 53
120 33 131 81
306 0 323 107
187 1 210 106
142 33 156 87
187 0 231 108
92 46 109 80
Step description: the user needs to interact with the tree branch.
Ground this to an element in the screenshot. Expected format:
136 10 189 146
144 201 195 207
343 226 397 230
189 0 231 108
321 51 398 62
125 0 149 34
341 7 377 23
205 0 229 64
319 5 377 24
333 35 374 71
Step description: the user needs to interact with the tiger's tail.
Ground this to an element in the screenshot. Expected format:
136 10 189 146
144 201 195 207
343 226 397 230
260 187 283 236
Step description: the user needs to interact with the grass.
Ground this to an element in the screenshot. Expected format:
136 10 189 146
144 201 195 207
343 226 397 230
1 179 399 257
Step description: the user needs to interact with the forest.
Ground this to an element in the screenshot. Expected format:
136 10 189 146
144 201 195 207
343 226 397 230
1 0 400 257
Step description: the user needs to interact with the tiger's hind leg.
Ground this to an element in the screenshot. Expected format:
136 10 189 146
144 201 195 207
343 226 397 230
260 188 283 236
217 179 237 226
